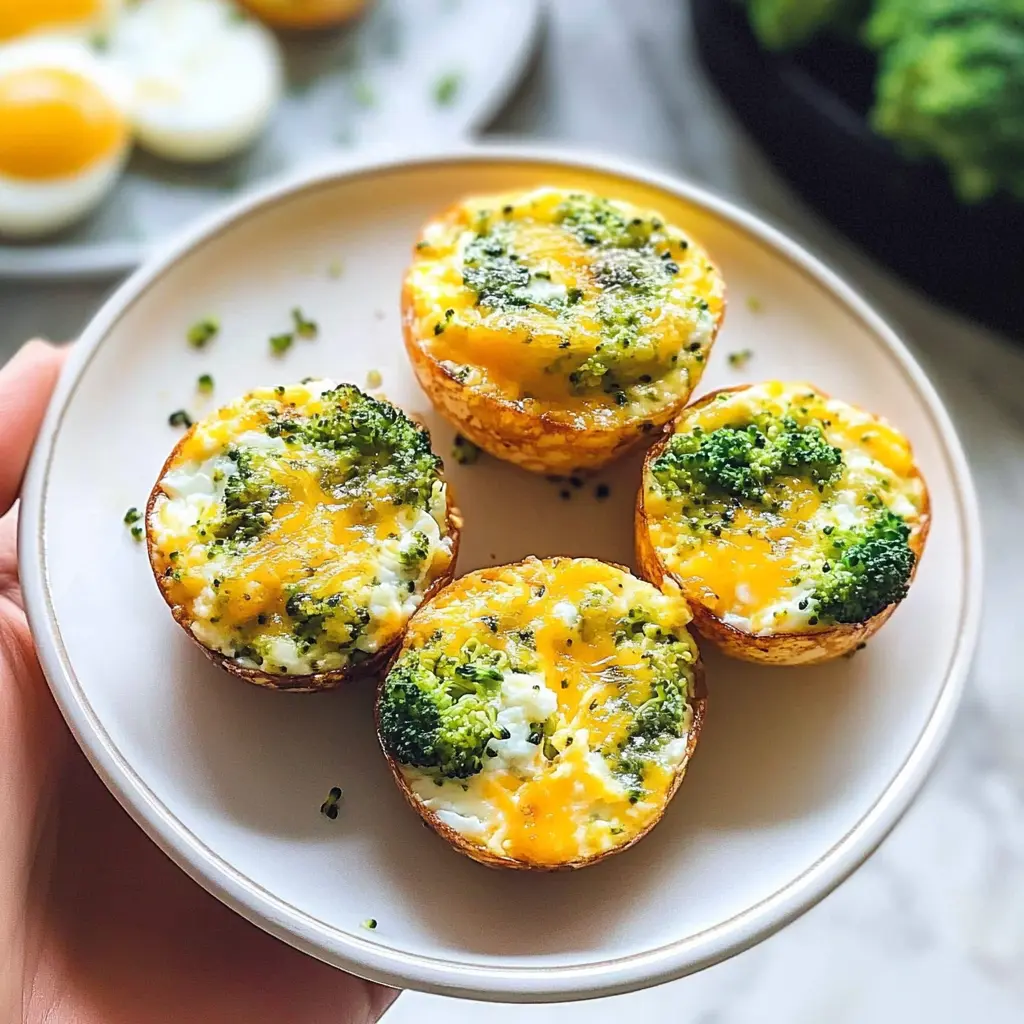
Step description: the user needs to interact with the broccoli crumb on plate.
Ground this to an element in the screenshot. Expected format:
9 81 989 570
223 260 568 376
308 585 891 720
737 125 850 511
187 316 220 349
451 433 480 465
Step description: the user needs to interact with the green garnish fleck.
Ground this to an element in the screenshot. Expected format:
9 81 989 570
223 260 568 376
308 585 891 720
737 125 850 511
362 918 377 930
727 349 753 369
197 373 215 394
291 308 319 340
187 317 220 348
168 409 193 428
320 786 344 820
269 333 294 356
352 78 376 108
124 507 141 525
433 71 461 107
452 434 481 465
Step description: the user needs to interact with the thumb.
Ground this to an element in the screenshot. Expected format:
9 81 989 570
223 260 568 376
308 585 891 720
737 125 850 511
0 341 67 518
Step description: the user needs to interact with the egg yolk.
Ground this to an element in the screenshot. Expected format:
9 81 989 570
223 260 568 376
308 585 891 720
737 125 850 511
0 68 126 180
0 0 106 40
238 0 368 29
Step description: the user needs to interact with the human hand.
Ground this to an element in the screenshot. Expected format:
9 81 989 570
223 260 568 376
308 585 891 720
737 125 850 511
0 342 397 1024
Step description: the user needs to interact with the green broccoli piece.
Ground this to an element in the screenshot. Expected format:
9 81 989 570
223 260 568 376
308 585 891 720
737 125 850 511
746 0 871 50
867 0 1024 201
810 510 916 624
555 193 656 249
651 416 843 505
630 678 687 743
293 384 443 508
605 607 696 801
461 225 534 311
214 448 285 543
398 530 430 571
864 0 1002 50
379 641 510 779
284 590 369 649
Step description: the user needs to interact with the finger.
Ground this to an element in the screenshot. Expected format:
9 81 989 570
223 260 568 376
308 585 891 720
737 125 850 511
0 341 67 518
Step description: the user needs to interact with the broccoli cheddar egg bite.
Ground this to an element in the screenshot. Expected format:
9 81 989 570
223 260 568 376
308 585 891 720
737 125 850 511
636 382 931 665
377 557 706 870
147 380 460 691
402 186 725 474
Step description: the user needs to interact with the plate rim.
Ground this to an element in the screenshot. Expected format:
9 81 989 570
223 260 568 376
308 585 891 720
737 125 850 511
19 143 984 1003
0 0 544 283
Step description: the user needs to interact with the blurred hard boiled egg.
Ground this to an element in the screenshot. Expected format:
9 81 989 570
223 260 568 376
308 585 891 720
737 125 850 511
0 38 130 238
0 0 124 42
238 0 369 30
107 0 283 163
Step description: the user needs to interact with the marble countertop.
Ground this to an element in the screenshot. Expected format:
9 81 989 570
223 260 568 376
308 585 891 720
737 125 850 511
4 2 1022 1020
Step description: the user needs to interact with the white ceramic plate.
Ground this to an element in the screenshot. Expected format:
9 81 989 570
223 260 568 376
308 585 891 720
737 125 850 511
20 146 982 1002
0 0 541 281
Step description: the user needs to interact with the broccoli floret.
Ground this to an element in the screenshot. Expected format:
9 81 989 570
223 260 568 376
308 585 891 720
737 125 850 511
293 384 442 507
652 416 844 505
461 225 533 311
398 530 430 571
284 590 370 649
810 510 916 624
555 193 656 249
631 678 687 743
746 0 871 50
214 448 285 543
605 607 695 800
866 1 1024 201
379 641 509 779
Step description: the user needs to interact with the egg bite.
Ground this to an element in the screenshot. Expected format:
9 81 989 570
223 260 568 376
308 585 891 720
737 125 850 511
106 0 283 163
377 556 706 870
146 380 461 691
636 382 931 665
402 186 726 474
237 0 369 29
0 38 131 238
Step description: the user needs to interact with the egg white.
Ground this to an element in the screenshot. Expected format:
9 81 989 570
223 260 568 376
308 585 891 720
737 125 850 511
106 0 283 163
0 38 131 237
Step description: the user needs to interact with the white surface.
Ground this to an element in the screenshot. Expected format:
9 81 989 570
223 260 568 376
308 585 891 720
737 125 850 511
19 148 979 1001
0 0 541 277
4 1 1024 1017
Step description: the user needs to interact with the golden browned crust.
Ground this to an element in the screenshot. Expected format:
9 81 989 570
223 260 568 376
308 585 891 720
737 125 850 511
145 424 463 693
400 226 727 476
375 556 708 870
634 385 932 666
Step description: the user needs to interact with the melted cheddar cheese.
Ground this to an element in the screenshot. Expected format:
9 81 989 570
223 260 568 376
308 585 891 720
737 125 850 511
383 557 702 867
148 380 454 676
643 381 928 634
404 186 724 429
